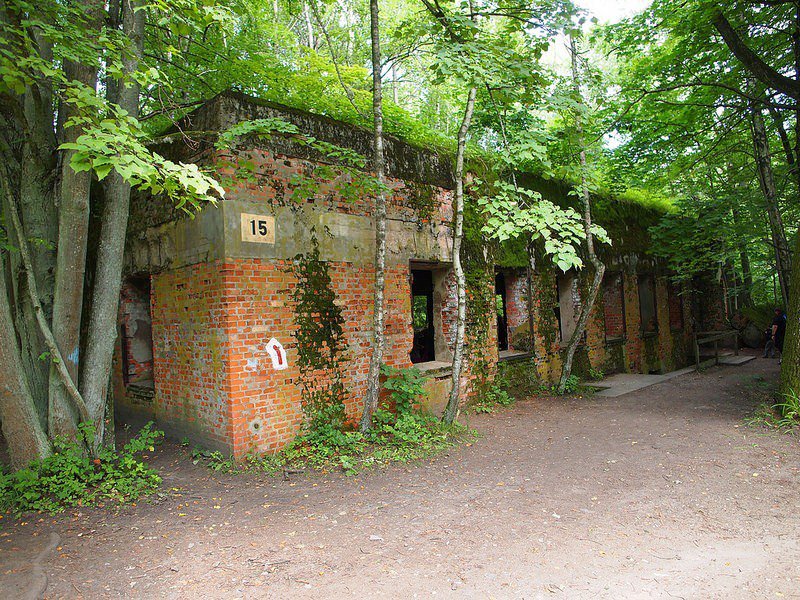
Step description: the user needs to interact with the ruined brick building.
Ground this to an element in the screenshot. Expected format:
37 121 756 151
113 92 723 456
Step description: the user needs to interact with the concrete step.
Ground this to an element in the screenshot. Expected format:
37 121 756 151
718 355 755 366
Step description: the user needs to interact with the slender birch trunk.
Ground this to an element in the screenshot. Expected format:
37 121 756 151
557 36 606 394
360 0 387 433
81 0 145 451
443 87 477 424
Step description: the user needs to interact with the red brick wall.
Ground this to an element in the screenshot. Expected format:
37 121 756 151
218 148 453 226
145 256 473 456
150 263 233 451
222 260 422 455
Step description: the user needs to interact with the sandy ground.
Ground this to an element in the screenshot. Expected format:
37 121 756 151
2 353 799 599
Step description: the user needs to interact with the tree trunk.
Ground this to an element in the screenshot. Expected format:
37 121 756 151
713 9 800 100
443 86 477 424
47 0 103 440
360 0 387 433
558 36 606 394
0 249 51 469
80 0 144 451
751 104 791 309
0 167 91 429
11 36 59 428
780 231 800 398
768 106 797 182
794 1 800 196
527 243 536 352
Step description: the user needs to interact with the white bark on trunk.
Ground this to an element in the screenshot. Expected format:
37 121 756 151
443 87 476 424
557 36 606 394
360 0 387 433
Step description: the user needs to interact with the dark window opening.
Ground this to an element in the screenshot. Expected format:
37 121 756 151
638 274 658 333
495 272 509 351
668 281 684 330
410 269 435 363
120 276 154 388
603 272 626 340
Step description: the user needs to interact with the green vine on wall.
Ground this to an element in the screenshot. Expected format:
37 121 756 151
461 197 496 400
286 235 348 433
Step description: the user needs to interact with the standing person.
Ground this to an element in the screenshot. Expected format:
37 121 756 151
772 308 787 359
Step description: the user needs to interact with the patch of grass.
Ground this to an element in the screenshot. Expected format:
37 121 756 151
0 423 163 514
528 374 586 396
745 403 790 431
191 448 239 473
745 392 800 433
588 367 605 381
775 389 800 429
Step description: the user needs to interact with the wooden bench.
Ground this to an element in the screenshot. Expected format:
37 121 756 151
693 330 739 368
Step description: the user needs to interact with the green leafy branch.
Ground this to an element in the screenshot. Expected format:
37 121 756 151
59 84 223 212
478 180 610 272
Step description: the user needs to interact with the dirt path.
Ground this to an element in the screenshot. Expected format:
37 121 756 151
2 354 799 599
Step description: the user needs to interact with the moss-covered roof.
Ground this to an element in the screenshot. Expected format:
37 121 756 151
164 91 670 260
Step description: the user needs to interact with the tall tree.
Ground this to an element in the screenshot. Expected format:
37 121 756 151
443 86 476 423
751 99 792 308
359 0 388 433
557 34 606 393
0 0 222 465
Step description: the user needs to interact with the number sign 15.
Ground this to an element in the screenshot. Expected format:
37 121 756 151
240 213 275 244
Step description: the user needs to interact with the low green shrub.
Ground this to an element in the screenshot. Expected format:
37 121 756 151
0 423 163 514
380 364 427 416
192 365 473 476
588 367 605 381
560 374 581 394
471 384 514 414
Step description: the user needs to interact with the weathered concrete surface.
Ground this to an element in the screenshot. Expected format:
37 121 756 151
176 91 456 189
593 366 696 398
221 202 451 267
594 352 757 397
